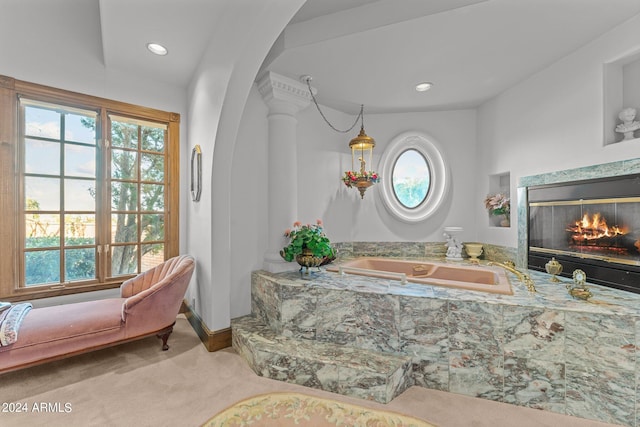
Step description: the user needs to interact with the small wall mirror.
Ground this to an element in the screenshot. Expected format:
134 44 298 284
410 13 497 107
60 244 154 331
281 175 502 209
191 145 202 202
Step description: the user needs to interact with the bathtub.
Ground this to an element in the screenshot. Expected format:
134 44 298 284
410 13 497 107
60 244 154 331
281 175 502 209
326 257 512 295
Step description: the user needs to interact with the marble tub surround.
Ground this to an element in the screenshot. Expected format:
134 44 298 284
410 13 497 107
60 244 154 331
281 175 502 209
240 261 640 427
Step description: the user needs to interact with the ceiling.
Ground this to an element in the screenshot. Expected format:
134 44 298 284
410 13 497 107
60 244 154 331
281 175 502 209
4 0 640 115
268 0 640 114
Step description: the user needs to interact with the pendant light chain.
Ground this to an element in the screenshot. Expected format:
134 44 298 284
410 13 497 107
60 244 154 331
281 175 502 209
304 76 363 134
303 75 378 199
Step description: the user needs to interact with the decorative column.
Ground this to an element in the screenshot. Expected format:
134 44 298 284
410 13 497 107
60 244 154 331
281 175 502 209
257 72 312 272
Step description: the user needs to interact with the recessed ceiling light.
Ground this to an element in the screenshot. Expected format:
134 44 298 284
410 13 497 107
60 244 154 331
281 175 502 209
415 82 433 92
146 43 168 56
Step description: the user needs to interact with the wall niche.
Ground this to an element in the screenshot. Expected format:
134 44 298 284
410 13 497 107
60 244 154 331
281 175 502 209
604 48 640 145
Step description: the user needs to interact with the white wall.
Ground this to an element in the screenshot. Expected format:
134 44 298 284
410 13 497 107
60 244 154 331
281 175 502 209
476 13 640 248
0 0 187 126
225 90 479 318
0 1 189 307
185 0 305 330
229 85 269 318
295 106 478 244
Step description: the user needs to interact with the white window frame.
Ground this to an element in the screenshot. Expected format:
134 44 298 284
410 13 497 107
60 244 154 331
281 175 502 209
378 131 449 223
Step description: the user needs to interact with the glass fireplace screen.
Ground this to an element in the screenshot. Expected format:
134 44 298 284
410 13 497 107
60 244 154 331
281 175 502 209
529 197 640 266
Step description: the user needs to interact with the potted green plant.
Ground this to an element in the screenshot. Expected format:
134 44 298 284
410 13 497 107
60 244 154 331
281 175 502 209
280 220 335 273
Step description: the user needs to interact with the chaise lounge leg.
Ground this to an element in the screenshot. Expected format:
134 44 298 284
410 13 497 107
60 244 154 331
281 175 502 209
156 323 175 351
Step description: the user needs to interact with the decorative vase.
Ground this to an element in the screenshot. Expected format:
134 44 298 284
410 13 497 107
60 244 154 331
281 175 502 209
296 248 324 274
545 257 563 282
500 216 510 227
464 242 483 263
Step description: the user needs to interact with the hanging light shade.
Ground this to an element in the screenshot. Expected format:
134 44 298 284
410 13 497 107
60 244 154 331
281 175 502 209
344 122 378 198
303 76 379 199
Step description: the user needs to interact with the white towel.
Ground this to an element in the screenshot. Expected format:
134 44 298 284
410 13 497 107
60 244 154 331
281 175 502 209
0 303 33 346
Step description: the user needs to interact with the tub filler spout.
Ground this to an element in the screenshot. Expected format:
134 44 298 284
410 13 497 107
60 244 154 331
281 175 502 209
487 261 536 293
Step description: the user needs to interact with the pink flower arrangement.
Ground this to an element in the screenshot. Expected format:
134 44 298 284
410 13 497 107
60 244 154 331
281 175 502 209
342 170 380 188
484 193 510 216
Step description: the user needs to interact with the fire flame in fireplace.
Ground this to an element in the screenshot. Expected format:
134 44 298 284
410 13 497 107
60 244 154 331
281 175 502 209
566 213 627 241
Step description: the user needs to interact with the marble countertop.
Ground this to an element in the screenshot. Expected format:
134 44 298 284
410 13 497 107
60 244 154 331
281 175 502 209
264 259 640 317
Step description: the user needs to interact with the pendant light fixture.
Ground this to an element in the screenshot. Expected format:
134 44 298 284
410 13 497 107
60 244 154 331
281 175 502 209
303 76 379 199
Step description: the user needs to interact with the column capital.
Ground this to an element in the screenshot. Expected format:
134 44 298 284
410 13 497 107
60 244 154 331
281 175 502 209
257 71 313 115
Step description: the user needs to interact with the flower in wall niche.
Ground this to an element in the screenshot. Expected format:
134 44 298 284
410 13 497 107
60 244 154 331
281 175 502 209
342 170 380 188
280 219 335 262
484 193 510 216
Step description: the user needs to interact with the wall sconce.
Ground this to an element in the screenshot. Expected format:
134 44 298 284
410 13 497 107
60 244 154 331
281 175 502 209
191 145 202 202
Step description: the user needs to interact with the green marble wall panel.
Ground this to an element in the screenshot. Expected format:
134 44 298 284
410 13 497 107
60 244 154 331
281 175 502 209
448 350 504 402
448 301 504 354
565 312 635 371
565 365 635 426
503 357 565 413
279 284 318 339
399 297 449 390
250 271 282 331
334 241 507 262
503 307 565 361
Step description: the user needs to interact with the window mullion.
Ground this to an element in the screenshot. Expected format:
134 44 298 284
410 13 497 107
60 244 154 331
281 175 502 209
59 112 65 284
98 109 109 283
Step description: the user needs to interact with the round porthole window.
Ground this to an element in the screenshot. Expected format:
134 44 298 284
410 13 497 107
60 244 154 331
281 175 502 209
392 149 431 209
379 131 448 223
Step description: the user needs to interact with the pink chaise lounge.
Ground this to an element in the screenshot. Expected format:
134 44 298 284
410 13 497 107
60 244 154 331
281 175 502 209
0 254 195 374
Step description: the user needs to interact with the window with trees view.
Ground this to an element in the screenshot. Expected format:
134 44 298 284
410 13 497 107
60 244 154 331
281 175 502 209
108 115 168 276
0 75 180 300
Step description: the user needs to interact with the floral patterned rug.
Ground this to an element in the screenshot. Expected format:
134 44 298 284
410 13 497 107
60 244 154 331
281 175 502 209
201 392 436 427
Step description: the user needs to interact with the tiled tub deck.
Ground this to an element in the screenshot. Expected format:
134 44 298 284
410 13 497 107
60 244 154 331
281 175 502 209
233 257 640 426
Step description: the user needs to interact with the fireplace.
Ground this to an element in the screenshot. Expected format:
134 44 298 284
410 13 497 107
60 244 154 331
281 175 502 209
527 173 640 293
